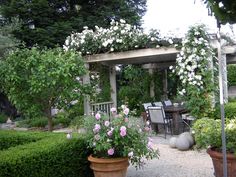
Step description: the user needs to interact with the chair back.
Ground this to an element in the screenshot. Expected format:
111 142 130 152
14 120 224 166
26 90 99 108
148 106 166 124
153 102 163 107
163 100 172 106
143 102 152 110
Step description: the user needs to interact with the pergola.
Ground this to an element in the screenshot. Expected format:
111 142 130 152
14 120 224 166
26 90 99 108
82 46 236 115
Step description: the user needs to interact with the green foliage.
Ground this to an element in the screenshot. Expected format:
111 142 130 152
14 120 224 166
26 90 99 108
85 107 159 168
0 112 8 123
53 112 71 127
193 118 236 153
0 130 46 150
0 17 21 58
118 65 164 116
0 47 88 131
193 118 221 149
118 65 152 115
227 64 236 86
69 116 85 131
204 0 236 24
0 130 93 177
213 102 236 119
1 0 147 48
97 66 111 102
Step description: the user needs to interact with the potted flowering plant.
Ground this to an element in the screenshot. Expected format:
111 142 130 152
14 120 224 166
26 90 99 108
85 105 159 177
193 118 236 177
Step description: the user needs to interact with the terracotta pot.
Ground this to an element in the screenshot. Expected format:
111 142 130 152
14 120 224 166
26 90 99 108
207 148 236 177
88 155 129 177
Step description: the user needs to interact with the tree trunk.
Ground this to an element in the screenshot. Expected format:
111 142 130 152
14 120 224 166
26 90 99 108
46 107 53 132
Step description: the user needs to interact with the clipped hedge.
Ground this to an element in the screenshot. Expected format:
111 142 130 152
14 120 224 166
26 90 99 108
0 130 93 177
214 102 236 119
227 64 236 86
0 130 47 150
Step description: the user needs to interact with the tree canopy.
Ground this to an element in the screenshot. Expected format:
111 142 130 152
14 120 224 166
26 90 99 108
1 0 147 48
0 47 88 131
204 0 236 24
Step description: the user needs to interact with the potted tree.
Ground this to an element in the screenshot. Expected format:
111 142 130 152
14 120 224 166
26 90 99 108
193 118 236 177
84 105 159 177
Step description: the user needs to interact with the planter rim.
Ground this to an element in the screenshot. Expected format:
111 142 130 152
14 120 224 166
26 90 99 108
88 154 129 163
207 148 236 159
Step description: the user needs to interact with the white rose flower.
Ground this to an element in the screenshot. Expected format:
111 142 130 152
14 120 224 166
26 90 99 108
168 38 173 44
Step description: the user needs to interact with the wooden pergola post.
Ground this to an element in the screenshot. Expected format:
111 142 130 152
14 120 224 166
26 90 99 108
148 68 155 98
109 65 117 108
83 63 91 115
163 69 168 100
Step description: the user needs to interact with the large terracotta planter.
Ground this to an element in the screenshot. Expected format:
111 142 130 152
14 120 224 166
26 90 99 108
88 155 129 177
207 148 236 177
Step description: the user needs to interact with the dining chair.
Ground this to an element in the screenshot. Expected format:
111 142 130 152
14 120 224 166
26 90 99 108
153 102 163 107
147 106 173 138
143 102 152 110
182 114 195 132
163 100 173 107
142 102 153 122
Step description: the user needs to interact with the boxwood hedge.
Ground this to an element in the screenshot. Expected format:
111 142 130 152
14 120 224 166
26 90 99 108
214 102 236 119
0 130 93 177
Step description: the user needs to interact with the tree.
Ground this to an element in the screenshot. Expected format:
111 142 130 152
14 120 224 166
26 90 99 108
1 0 147 48
204 0 236 24
0 17 21 58
0 47 88 131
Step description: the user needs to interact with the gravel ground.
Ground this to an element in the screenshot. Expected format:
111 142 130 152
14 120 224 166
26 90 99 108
127 135 215 177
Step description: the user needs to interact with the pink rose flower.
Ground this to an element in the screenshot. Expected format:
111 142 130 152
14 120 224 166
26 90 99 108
120 130 126 137
120 126 126 131
108 148 114 155
123 108 129 115
110 107 117 113
104 121 110 127
107 129 113 136
120 126 127 137
93 124 101 133
95 113 101 120
147 141 154 149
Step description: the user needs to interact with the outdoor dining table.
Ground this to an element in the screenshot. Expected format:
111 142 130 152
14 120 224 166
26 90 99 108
164 105 187 134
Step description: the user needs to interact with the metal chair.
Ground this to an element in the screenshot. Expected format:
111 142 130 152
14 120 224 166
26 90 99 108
142 103 153 122
153 102 163 107
147 106 173 138
163 100 173 107
182 113 195 132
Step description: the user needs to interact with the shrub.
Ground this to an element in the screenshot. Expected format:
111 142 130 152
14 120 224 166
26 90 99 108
0 130 93 177
193 118 236 153
54 112 71 127
69 115 85 130
227 64 236 86
213 102 236 119
0 130 46 150
0 112 8 123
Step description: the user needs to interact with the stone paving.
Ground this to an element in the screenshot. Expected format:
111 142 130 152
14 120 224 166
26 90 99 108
127 135 214 177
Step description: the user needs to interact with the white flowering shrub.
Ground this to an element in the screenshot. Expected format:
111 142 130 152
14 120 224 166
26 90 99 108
64 19 181 55
171 25 217 118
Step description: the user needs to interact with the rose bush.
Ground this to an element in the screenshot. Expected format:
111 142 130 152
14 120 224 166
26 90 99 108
84 105 159 168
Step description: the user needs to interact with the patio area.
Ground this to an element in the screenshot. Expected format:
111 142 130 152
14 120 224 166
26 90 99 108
127 135 214 177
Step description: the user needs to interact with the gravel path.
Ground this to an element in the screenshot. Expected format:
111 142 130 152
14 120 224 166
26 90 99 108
127 135 215 177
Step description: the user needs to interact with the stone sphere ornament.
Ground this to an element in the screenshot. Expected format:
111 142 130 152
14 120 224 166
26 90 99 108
180 132 194 147
66 132 72 139
169 137 177 148
175 135 190 151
